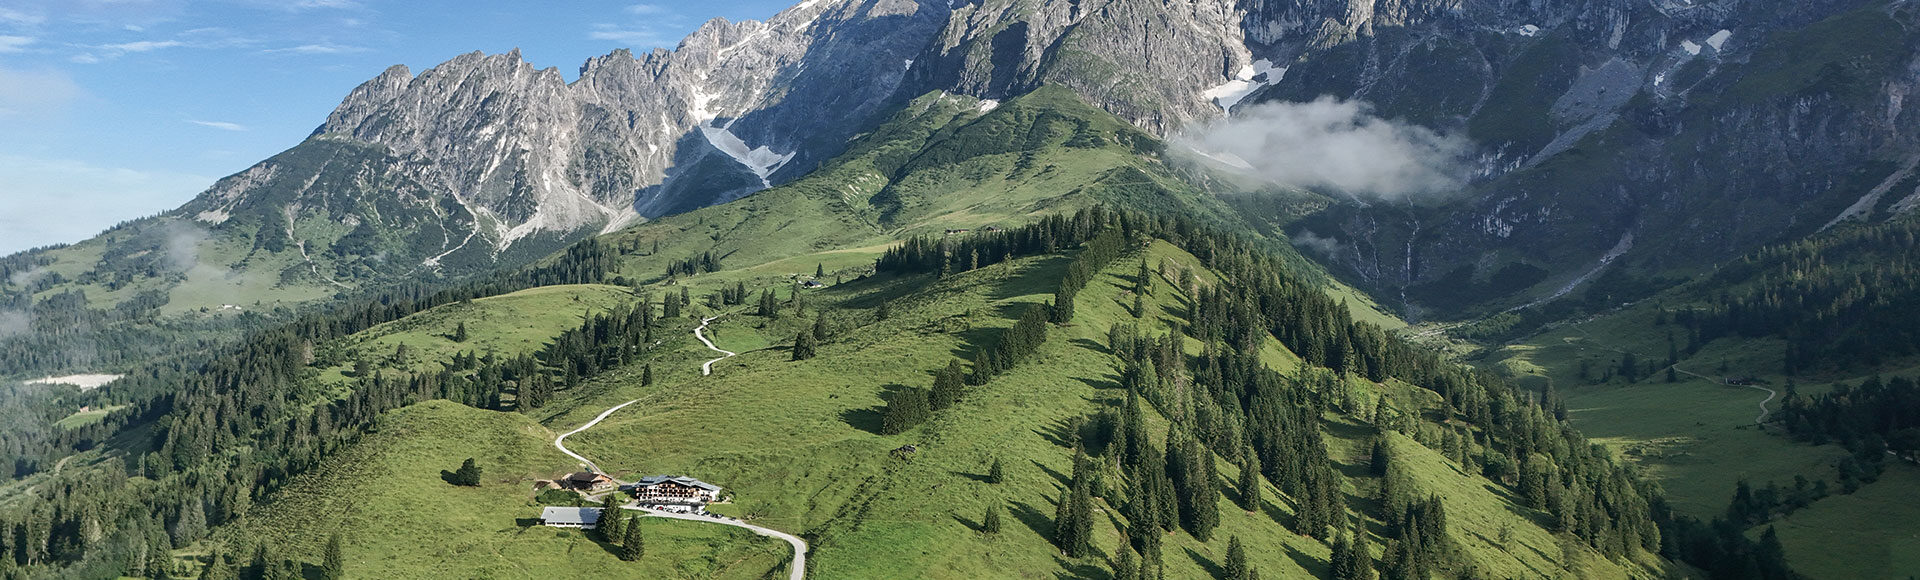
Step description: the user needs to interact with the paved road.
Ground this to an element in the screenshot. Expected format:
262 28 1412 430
695 316 737 375
630 507 807 580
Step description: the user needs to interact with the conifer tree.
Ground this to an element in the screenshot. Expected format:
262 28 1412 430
816 263 825 278
983 503 1002 535
618 517 644 561
1134 259 1152 295
792 331 817 361
988 457 1006 484
641 364 653 387
198 550 232 580
880 388 932 435
812 313 830 341
321 533 345 580
1113 544 1140 580
453 321 469 343
932 359 965 411
1238 447 1263 513
877 299 892 320
1329 530 1356 580
1224 536 1251 580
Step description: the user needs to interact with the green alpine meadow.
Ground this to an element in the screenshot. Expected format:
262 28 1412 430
3 0 1918 578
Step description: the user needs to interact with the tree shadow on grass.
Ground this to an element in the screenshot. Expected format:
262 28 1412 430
949 470 994 484
1008 500 1057 540
1031 459 1071 490
840 407 885 435
1070 337 1112 356
841 384 909 435
1284 544 1327 578
951 512 983 533
989 256 1071 302
1036 417 1081 450
1053 555 1112 579
1183 546 1224 579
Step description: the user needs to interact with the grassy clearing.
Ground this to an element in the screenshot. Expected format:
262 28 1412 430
1486 296 1920 578
53 404 127 430
313 284 635 383
216 400 787 579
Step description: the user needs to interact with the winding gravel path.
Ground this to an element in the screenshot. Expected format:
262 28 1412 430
553 399 641 474
551 314 802 579
695 315 736 375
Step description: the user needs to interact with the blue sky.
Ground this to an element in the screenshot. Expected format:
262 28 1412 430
0 0 798 255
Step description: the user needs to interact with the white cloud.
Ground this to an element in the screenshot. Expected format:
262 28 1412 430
0 36 34 53
589 24 671 47
0 7 44 26
1173 97 1472 200
626 4 671 15
264 42 367 55
99 39 183 53
188 120 247 131
0 66 83 115
0 154 213 255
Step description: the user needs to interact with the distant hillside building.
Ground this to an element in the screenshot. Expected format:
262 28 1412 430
622 475 723 505
540 507 602 529
563 471 615 492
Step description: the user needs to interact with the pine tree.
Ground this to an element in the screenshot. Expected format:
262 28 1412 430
1329 531 1355 580
880 388 932 435
641 364 654 387
619 516 645 561
1350 516 1375 580
453 321 469 343
932 359 965 411
1238 447 1263 512
198 550 232 580
792 331 817 361
812 313 830 341
1134 259 1152 295
816 263 825 278
321 533 345 580
1112 544 1140 580
1224 536 1251 580
982 503 1003 535
988 457 1006 484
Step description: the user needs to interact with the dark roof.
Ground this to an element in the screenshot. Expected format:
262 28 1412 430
625 475 722 492
541 507 602 526
565 472 609 482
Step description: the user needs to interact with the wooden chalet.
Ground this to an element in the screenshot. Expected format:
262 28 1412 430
621 475 723 505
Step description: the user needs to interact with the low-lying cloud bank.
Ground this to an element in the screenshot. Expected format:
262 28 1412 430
1174 97 1471 200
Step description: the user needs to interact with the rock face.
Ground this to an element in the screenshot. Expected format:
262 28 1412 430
173 0 1920 317
1236 0 1920 316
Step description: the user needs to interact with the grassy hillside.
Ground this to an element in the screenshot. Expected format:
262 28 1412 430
510 240 1659 578
209 400 788 579
310 284 636 384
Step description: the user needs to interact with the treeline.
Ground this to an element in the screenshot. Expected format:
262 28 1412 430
1674 219 1920 374
1780 374 1920 458
664 251 720 277
0 236 629 577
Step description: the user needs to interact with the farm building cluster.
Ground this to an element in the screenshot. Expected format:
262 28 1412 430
537 473 727 528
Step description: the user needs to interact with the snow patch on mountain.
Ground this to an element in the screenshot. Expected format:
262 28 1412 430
1203 59 1283 112
701 123 795 187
